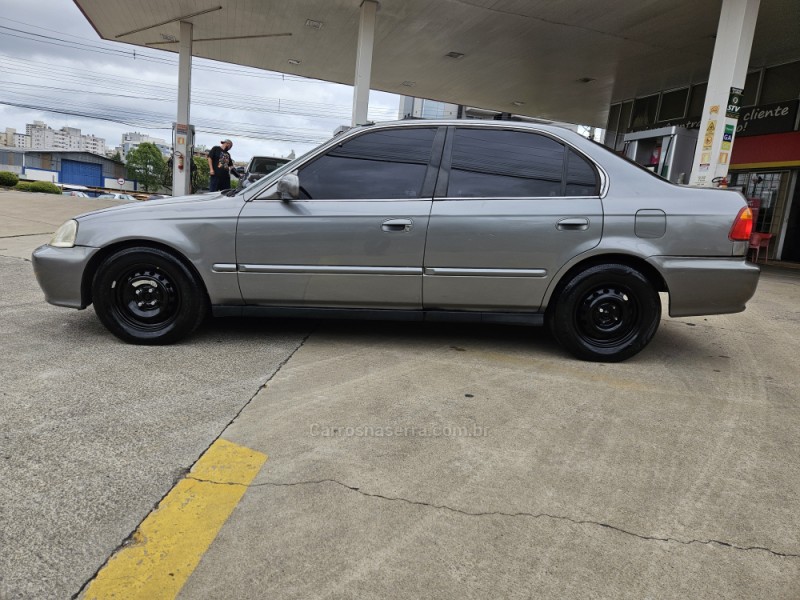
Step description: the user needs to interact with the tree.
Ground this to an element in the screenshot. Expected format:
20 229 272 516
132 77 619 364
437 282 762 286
192 156 209 191
110 150 122 163
126 143 166 192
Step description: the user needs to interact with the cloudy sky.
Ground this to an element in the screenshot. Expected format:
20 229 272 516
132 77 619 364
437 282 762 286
0 0 403 161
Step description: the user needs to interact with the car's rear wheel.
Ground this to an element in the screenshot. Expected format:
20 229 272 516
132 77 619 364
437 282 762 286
549 264 661 362
92 247 207 344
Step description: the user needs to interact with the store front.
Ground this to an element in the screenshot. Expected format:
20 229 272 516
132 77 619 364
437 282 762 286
728 131 800 262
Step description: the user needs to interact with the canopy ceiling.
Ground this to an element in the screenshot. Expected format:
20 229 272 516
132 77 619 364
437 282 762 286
74 0 800 127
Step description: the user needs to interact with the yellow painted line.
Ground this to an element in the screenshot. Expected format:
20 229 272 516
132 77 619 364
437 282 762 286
82 439 267 600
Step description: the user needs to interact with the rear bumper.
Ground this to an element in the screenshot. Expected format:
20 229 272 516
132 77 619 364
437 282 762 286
31 244 99 309
648 256 760 317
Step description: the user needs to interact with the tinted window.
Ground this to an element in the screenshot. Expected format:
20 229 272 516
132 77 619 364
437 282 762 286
298 128 437 200
658 88 688 121
565 150 599 196
448 129 564 197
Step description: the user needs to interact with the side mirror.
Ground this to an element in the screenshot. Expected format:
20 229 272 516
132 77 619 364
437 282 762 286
277 173 299 201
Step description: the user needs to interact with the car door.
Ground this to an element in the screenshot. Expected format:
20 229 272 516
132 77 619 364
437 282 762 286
423 126 603 311
236 126 444 309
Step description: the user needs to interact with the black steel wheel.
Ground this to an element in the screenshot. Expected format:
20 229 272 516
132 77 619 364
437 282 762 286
92 247 207 344
549 264 661 362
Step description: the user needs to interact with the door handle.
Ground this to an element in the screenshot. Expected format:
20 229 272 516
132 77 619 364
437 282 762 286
556 217 590 231
381 218 413 232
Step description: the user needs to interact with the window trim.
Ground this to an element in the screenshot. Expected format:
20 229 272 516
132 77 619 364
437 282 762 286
247 121 609 202
435 125 603 200
293 125 446 201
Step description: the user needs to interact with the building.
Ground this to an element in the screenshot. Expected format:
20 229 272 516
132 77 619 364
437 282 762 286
121 132 171 160
24 121 107 156
604 58 800 263
0 148 129 190
0 128 31 149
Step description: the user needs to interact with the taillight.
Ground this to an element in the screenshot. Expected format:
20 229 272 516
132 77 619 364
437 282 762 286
729 206 753 241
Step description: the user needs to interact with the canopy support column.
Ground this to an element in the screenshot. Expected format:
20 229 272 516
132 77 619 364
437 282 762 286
689 0 760 187
351 1 378 126
172 20 193 196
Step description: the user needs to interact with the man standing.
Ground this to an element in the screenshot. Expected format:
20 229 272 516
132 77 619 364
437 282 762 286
208 138 234 192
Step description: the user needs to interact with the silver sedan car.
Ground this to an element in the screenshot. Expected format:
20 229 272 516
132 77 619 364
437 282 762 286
32 120 759 361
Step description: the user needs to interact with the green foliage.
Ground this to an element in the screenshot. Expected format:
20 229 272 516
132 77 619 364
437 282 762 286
110 150 123 163
192 156 209 191
0 171 19 186
126 142 167 192
15 181 61 194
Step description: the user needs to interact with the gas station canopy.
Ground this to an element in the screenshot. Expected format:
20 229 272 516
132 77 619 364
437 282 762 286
75 0 800 128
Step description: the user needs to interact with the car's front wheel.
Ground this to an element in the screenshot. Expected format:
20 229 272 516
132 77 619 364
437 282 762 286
92 247 207 344
549 264 661 362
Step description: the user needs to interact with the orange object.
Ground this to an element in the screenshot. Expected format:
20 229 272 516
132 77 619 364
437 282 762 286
729 207 753 241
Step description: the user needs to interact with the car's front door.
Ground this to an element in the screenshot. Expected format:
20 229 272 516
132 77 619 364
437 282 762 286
423 126 603 311
236 126 444 309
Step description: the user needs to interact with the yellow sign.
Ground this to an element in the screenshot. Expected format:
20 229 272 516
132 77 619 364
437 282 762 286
703 134 714 149
721 141 731 151
710 105 720 115
719 152 729 164
706 120 717 135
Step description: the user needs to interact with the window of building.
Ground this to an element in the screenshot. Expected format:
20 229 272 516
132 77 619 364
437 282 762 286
298 128 437 200
742 70 762 107
619 101 634 134
728 170 789 234
760 61 800 104
688 83 708 117
604 104 622 148
606 104 621 133
658 88 689 121
631 95 659 128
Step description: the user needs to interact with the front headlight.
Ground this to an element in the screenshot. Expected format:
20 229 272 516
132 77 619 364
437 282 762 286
49 220 78 248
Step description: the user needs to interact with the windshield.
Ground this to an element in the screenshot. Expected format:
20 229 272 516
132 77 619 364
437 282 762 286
234 145 321 197
250 157 289 174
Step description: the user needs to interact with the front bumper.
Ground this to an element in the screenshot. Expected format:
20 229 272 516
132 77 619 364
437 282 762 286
648 256 760 317
31 244 100 309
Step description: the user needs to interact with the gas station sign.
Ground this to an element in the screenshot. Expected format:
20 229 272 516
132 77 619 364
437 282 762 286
726 87 744 119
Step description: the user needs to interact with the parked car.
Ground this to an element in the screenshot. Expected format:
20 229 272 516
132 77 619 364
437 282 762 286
97 193 137 201
237 155 290 189
62 190 89 198
32 120 760 361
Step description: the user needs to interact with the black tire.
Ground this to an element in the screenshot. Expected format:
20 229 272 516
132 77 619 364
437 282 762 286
92 247 208 345
548 264 661 362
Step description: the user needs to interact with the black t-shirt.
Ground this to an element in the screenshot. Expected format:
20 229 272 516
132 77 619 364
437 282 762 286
208 146 232 175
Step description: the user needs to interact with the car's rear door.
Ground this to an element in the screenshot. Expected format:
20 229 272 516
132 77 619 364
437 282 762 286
423 126 603 311
236 126 444 309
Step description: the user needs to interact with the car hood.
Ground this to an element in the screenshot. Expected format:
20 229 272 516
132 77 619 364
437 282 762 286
74 192 233 221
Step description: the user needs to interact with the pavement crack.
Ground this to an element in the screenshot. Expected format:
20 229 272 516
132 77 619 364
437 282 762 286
239 478 800 560
0 232 52 238
0 253 31 262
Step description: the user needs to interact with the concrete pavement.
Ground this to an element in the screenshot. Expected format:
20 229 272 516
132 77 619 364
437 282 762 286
1 190 798 598
0 191 310 599
178 277 800 598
